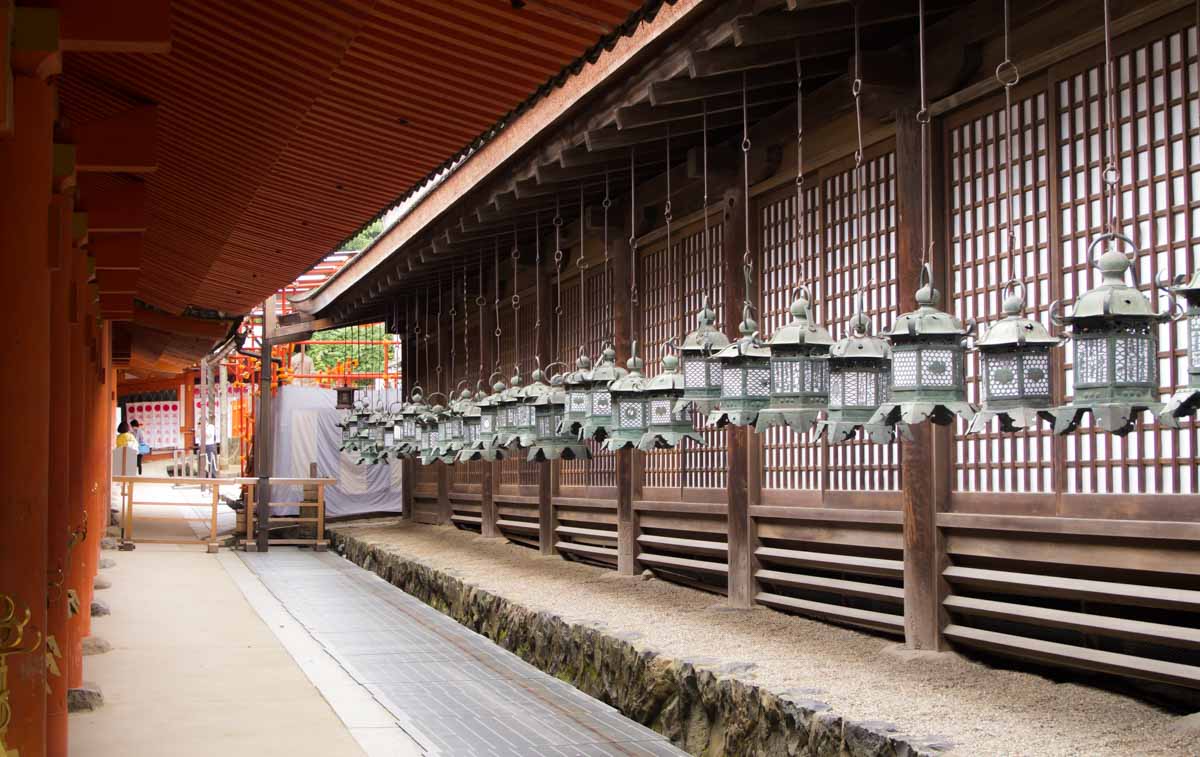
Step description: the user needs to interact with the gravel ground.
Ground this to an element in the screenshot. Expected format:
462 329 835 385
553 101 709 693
334 519 1195 757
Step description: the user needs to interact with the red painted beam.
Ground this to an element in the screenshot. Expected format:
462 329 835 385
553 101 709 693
0 5 11 137
96 269 139 294
72 106 158 173
78 176 149 232
11 7 62 79
58 0 171 53
91 232 142 270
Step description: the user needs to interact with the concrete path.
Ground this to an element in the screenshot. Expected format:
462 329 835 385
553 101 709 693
239 549 686 757
69 544 368 757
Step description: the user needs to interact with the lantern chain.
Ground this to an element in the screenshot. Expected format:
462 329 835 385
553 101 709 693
741 70 754 313
436 279 443 394
450 269 457 388
578 182 587 358
665 121 673 356
603 169 612 349
629 147 638 308
702 98 713 314
795 42 806 307
852 4 868 302
918 0 933 271
513 222 522 375
493 239 501 371
996 0 1021 282
478 254 486 382
1101 0 1121 238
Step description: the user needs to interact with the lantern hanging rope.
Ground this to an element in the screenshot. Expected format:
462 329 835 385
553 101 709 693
462 239 509 462
759 47 834 434
562 183 595 438
1050 0 1178 436
967 0 1063 434
870 0 978 433
817 4 895 444
706 71 772 430
679 99 729 414
579 165 625 441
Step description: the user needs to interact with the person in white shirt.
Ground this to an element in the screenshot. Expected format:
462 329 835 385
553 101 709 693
204 417 219 477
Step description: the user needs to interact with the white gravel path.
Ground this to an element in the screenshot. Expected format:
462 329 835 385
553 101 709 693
334 518 1196 757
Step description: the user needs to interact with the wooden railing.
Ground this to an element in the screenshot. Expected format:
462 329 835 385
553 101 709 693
244 478 336 551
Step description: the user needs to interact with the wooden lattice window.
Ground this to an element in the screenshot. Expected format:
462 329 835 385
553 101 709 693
639 220 727 495
558 264 616 489
948 89 1056 493
760 184 824 491
1056 24 1198 494
498 288 540 490
822 150 902 492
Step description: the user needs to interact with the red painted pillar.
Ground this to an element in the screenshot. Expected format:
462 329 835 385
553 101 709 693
0 74 56 757
45 194 74 756
66 250 94 689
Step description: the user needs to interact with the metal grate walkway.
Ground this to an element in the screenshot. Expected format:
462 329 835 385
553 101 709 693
239 549 685 757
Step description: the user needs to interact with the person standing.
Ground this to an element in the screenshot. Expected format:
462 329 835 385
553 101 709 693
130 418 148 474
204 416 219 477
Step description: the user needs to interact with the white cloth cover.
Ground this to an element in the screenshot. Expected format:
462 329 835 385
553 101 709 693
269 385 403 517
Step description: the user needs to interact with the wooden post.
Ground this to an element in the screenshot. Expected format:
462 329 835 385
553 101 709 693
436 463 451 525
609 230 638 575
400 334 415 521
722 186 754 608
315 482 327 551
895 105 951 651
207 484 219 552
254 295 276 552
479 284 498 537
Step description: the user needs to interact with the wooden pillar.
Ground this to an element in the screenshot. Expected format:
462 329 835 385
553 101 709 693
609 231 638 575
45 192 73 754
479 286 498 538
0 66 56 757
436 463 450 525
895 105 951 651
254 296 276 551
721 185 755 608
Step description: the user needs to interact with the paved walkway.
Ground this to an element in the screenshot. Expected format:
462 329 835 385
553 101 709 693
69 544 368 757
240 549 686 757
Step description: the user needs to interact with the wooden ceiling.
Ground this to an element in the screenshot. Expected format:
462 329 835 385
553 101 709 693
47 0 651 374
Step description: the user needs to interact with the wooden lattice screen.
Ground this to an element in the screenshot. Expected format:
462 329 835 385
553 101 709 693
640 221 727 495
558 264 616 489
498 288 540 489
948 22 1199 496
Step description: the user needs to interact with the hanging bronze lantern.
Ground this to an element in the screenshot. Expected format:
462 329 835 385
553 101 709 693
1051 233 1174 435
335 384 356 410
416 402 444 465
456 385 483 460
513 367 552 450
1161 265 1200 421
459 378 509 462
706 304 772 428
337 399 364 452
560 348 593 438
383 399 401 454
678 298 730 414
967 281 1061 433
528 368 591 462
434 390 468 464
815 301 894 443
757 287 833 433
580 344 626 441
494 372 525 448
871 263 977 432
603 343 648 451
357 402 389 465
638 346 702 451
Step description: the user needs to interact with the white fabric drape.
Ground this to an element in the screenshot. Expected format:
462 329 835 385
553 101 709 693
270 385 402 516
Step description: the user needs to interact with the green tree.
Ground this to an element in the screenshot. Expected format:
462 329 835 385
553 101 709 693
343 218 384 251
303 323 393 383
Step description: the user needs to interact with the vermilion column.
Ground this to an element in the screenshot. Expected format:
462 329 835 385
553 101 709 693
66 241 92 689
45 195 74 756
0 74 56 757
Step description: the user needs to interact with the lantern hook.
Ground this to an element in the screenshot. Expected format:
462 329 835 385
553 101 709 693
408 384 425 402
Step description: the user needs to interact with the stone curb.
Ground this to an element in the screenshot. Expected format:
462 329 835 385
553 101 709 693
331 529 941 757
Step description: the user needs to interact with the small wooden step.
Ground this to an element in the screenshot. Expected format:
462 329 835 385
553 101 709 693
756 592 904 634
450 514 483 524
944 624 1200 688
637 534 728 557
755 546 903 578
943 566 1200 611
943 595 1200 650
555 541 618 559
496 518 539 533
555 525 617 540
755 569 903 603
638 552 728 575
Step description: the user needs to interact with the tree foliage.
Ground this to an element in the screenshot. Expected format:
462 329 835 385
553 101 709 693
343 218 385 251
301 323 394 382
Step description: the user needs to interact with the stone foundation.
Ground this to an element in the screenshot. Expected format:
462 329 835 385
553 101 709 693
332 530 939 757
